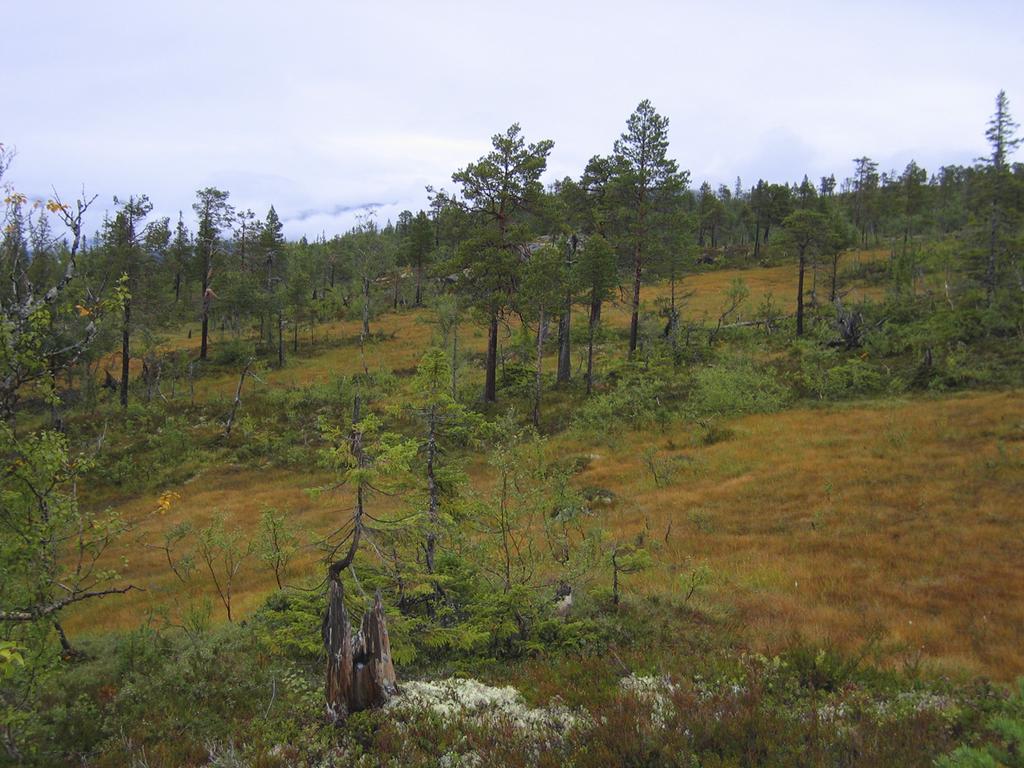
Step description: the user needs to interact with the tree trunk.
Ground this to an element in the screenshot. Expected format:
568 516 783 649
361 277 371 340
796 252 806 336
484 311 498 403
533 307 544 428
557 239 574 383
324 578 354 720
200 259 211 360
323 583 398 721
277 312 284 368
425 407 438 575
556 307 571 384
53 620 84 660
415 264 423 306
224 358 252 437
120 298 130 408
628 247 642 359
586 293 598 396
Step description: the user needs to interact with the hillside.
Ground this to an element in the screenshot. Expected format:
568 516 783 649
5 87 1024 766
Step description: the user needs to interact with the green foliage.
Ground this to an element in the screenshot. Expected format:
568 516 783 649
316 411 417 487
688 357 789 418
90 408 203 492
0 642 24 676
213 337 256 366
445 124 554 317
938 678 1024 768
0 424 131 627
573 365 674 436
255 508 300 589
253 588 328 661
795 341 887 400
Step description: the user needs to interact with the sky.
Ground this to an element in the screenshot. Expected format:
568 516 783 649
5 0 1023 239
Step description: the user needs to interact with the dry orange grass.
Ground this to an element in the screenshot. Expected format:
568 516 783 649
69 390 1024 682
64 463 405 634
599 248 887 331
571 390 1024 679
69 253 1024 682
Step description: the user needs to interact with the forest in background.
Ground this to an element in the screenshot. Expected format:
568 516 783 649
1 92 1023 766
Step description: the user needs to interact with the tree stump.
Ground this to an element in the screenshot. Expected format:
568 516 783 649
323 581 398 721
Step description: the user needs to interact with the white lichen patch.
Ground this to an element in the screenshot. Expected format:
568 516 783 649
619 674 678 726
387 678 584 733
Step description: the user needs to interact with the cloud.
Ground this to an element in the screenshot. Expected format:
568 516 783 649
286 202 393 223
5 1 1022 240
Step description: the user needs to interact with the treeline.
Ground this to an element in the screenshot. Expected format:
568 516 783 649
3 93 1022 419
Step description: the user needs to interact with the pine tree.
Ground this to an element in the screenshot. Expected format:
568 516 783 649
105 195 154 407
168 212 192 304
782 209 828 335
192 188 233 361
574 233 617 394
406 210 433 306
445 123 554 402
259 205 287 366
611 100 688 358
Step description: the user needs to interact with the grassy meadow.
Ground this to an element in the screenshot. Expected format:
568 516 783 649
66 252 1024 686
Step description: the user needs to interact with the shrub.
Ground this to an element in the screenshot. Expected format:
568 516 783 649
796 342 886 400
213 339 255 367
688 359 788 418
573 366 673 436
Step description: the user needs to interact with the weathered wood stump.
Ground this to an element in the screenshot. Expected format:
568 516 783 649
323 581 397 721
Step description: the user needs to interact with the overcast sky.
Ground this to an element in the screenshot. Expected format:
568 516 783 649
6 0 1023 238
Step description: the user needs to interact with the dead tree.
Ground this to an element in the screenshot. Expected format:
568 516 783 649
322 396 398 722
223 357 253 437
556 234 577 384
832 299 865 349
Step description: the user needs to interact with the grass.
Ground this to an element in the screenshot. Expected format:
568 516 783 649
64 250 1024 684
570 390 1024 679
68 389 1024 680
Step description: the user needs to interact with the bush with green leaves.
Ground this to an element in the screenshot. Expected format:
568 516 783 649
795 340 888 400
687 357 789 418
573 365 675 436
937 678 1024 768
212 338 255 367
